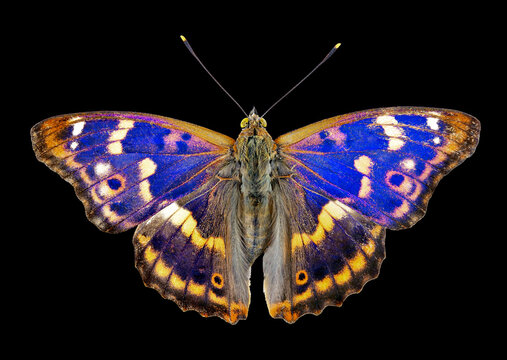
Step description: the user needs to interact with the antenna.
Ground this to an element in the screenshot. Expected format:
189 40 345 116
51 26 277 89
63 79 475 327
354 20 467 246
260 43 341 119
180 35 248 117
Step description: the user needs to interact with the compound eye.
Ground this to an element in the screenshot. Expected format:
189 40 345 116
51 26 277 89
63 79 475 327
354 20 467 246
260 118 267 127
240 118 249 128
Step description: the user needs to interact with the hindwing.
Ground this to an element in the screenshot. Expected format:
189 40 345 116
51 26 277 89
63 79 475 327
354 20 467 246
264 174 386 322
133 161 250 324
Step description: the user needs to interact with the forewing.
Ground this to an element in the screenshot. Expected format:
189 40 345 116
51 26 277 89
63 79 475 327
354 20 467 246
133 170 250 324
264 174 386 322
275 107 480 230
31 112 234 233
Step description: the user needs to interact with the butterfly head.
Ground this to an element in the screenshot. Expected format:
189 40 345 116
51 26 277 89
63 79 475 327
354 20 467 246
241 107 267 129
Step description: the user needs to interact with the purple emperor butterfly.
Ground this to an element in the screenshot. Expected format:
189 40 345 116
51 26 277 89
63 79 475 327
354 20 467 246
31 39 480 324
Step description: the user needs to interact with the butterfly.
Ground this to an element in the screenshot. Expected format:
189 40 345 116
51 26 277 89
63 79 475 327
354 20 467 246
31 36 480 323
31 104 480 324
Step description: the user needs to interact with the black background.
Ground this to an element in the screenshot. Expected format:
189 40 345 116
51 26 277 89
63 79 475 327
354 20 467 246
11 3 498 357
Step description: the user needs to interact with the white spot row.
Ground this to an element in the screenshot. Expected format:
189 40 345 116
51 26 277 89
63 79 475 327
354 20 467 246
426 117 439 130
375 115 405 151
72 121 85 136
400 158 416 171
95 162 111 176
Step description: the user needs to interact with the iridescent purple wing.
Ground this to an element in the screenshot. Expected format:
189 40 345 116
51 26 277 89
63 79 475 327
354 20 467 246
275 107 480 230
132 175 250 324
31 112 234 233
263 106 480 322
264 176 386 322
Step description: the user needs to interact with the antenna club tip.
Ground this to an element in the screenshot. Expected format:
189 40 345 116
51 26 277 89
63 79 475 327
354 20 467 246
180 35 187 42
334 43 341 49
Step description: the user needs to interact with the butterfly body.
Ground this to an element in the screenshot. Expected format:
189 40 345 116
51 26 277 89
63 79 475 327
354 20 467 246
236 109 276 261
31 106 480 324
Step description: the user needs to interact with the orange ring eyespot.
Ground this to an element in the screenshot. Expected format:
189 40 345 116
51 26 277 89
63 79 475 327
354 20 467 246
295 270 308 285
211 273 224 289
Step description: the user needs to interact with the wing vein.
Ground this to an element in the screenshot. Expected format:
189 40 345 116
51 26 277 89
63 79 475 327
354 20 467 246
99 155 227 231
283 153 418 227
